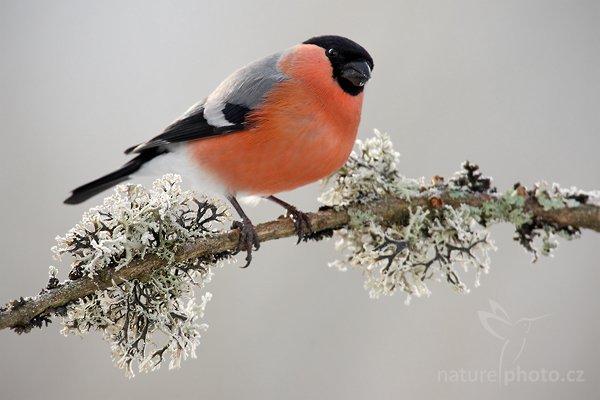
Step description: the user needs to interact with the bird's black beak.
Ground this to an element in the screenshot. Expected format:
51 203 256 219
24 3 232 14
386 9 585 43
340 60 372 87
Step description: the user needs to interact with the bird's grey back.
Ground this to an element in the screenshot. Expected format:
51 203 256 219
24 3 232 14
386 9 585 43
203 51 289 126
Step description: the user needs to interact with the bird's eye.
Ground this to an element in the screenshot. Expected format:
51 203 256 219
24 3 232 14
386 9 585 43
327 48 339 58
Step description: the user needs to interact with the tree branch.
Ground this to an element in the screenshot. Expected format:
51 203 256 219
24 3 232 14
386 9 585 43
1 191 598 332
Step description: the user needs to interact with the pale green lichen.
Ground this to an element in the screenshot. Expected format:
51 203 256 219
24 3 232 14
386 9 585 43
477 189 532 227
319 129 423 207
347 209 377 228
330 203 494 304
322 132 495 304
321 131 593 303
511 182 596 261
532 181 597 210
53 175 231 377
53 175 229 279
444 171 593 262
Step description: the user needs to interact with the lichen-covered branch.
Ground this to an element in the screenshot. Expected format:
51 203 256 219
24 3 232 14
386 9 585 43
0 131 598 377
1 182 598 331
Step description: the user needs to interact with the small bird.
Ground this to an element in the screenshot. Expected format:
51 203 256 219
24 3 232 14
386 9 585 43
65 35 373 266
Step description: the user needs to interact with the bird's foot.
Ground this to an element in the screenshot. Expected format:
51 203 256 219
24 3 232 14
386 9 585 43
231 218 260 268
265 195 314 243
282 206 313 244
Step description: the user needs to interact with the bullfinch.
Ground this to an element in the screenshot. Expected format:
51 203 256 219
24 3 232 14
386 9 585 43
65 35 374 266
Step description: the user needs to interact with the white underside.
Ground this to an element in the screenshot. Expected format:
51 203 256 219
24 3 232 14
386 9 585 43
134 144 263 206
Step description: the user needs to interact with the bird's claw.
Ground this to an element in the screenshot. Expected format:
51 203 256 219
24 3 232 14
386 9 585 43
231 219 260 268
283 207 313 244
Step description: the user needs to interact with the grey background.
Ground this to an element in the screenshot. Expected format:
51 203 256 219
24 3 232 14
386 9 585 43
1 0 599 399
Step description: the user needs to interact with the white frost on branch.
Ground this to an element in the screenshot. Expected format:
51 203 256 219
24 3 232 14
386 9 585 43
321 130 495 304
319 129 423 206
53 175 231 377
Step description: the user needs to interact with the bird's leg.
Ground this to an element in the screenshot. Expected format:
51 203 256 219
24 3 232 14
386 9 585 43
227 195 260 268
266 195 313 243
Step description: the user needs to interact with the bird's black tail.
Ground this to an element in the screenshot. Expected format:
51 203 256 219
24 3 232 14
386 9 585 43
64 148 166 204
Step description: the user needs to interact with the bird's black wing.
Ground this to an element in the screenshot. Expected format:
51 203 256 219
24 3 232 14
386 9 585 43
124 103 248 154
